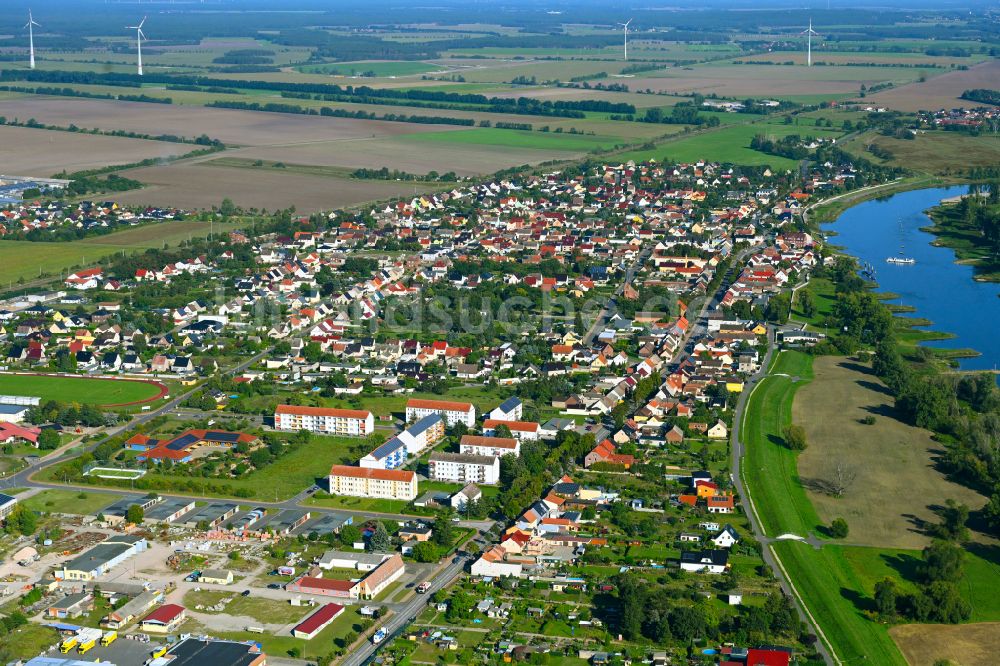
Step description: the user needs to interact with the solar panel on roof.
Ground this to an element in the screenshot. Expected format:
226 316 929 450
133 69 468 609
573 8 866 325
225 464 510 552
206 431 241 443
370 437 405 458
167 434 198 450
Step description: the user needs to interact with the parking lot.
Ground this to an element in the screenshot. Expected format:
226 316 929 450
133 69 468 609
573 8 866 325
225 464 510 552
43 633 165 666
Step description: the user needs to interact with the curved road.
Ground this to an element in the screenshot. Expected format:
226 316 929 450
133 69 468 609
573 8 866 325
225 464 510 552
728 327 835 665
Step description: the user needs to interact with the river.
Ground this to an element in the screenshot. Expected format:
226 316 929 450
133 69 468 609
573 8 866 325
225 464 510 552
825 185 1000 371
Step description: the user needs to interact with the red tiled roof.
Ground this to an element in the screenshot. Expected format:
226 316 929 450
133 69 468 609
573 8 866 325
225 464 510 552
329 465 415 483
293 603 344 635
275 405 371 419
291 577 355 593
406 398 473 412
142 604 184 625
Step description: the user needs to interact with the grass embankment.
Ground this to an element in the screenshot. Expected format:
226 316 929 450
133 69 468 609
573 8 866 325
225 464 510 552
922 199 1000 283
741 349 822 537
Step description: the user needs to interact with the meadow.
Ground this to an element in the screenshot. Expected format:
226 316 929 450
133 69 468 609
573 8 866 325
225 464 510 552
794 356 987 549
844 131 1000 176
22 489 124 515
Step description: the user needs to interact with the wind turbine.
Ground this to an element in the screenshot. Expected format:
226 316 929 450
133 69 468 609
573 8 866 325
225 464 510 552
25 10 40 70
802 19 818 67
127 17 147 75
618 19 633 62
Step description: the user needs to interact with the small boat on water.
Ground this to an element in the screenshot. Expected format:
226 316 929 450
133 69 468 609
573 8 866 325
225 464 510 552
886 257 916 265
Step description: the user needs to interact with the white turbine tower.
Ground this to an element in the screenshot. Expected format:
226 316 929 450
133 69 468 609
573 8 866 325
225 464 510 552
618 18 633 62
802 19 818 67
127 17 147 75
25 10 40 70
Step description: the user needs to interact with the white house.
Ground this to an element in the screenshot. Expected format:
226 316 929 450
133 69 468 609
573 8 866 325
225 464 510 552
488 396 522 422
712 525 740 549
679 550 728 574
405 398 475 428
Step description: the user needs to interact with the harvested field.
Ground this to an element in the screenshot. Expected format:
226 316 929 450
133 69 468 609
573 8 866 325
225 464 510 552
113 162 435 213
624 63 917 99
843 131 1000 175
794 356 986 550
232 135 583 176
0 98 464 147
0 124 189 175
890 622 1000 666
868 60 1000 111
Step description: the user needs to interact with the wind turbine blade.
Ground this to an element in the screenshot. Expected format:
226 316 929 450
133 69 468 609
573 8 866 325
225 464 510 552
139 16 146 29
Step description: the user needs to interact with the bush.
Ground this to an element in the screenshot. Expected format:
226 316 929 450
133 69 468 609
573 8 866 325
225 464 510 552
830 518 849 538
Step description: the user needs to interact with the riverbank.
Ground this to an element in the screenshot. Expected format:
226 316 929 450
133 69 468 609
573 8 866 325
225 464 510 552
921 200 1000 283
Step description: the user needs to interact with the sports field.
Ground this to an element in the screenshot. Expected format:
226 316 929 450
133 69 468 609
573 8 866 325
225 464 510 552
0 374 165 406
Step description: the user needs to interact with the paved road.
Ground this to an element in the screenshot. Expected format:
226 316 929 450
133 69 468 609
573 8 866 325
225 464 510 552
0 350 272 492
340 552 472 666
582 245 653 346
728 327 835 665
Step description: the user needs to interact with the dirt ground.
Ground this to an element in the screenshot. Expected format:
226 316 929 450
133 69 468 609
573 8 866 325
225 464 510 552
113 162 435 213
0 98 463 147
794 356 987 550
890 622 1000 666
0 125 189 175
868 60 1000 111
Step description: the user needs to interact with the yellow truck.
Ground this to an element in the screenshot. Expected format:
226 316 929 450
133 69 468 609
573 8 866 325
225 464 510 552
100 631 118 647
77 628 102 654
151 646 168 659
59 637 78 654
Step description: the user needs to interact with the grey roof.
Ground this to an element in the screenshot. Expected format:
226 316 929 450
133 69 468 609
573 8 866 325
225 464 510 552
496 396 522 413
428 451 497 466
319 550 390 567
63 542 133 574
368 436 406 460
165 638 262 666
144 498 195 522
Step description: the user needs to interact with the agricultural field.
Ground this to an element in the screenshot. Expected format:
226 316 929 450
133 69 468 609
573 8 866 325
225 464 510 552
0 97 462 147
299 60 442 77
616 119 845 169
793 356 988 549
890 623 1000 666
867 59 1000 111
843 131 1000 176
0 374 165 406
113 162 436 214
0 219 242 286
0 124 190 176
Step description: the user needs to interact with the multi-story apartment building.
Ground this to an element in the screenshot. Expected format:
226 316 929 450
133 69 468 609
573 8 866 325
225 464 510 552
405 399 475 428
459 434 520 458
275 405 374 437
359 437 408 470
427 452 500 485
328 465 417 501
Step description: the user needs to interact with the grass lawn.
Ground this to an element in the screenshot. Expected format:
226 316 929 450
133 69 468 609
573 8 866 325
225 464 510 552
183 589 310 625
844 131 1000 177
0 623 61 659
319 385 508 420
773 541 907 664
208 607 363 660
790 277 837 331
22 489 122 515
142 434 370 501
303 494 423 516
0 374 162 406
741 350 823 538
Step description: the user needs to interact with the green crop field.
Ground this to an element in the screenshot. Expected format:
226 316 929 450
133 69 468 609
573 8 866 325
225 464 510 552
741 350 823 537
402 127 626 152
300 60 441 77
0 220 241 286
0 374 163 406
